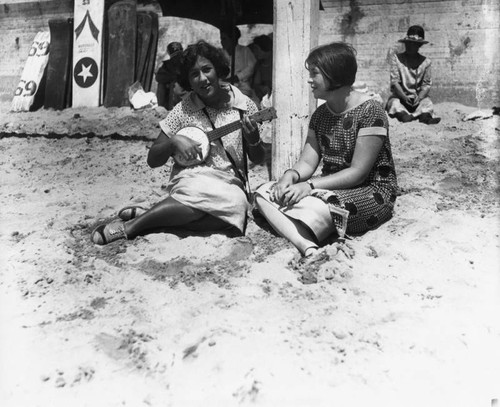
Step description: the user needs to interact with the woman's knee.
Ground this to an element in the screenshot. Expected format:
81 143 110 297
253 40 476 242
254 194 265 208
254 194 280 219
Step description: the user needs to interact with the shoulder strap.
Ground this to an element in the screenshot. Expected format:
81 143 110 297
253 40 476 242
238 109 251 197
201 107 251 198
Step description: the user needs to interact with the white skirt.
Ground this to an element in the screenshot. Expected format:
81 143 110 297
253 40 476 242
167 167 248 233
255 181 335 242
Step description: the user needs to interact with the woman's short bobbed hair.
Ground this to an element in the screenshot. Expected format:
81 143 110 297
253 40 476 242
177 41 230 91
305 42 357 90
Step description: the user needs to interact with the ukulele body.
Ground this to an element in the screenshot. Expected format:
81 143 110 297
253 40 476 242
174 126 212 167
172 107 277 167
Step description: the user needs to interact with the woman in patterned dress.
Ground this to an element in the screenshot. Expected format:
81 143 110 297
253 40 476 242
91 41 265 245
255 42 398 257
386 25 441 124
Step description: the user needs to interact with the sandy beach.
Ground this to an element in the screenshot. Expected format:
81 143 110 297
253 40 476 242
0 101 499 406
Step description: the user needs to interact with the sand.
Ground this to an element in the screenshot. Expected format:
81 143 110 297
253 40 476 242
0 101 499 407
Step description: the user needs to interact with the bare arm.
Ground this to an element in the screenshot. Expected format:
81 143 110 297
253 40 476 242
270 129 321 204
288 129 322 181
313 134 384 190
241 115 265 164
275 131 384 206
147 131 175 168
147 130 202 168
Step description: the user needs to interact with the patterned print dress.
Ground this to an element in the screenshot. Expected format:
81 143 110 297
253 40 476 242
309 98 398 237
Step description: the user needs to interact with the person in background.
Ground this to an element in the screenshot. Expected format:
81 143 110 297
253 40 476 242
220 24 258 103
249 34 273 103
155 41 187 110
255 42 397 257
386 25 441 124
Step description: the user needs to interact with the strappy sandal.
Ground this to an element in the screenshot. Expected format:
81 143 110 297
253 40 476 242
118 205 145 221
91 220 127 245
304 246 319 257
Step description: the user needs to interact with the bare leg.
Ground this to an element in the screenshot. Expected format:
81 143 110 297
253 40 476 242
254 195 318 255
124 196 229 237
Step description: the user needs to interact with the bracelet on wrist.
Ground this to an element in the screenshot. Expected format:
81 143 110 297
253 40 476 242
306 179 315 190
284 168 301 183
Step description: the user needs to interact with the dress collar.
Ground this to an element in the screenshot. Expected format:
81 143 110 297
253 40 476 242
189 84 248 112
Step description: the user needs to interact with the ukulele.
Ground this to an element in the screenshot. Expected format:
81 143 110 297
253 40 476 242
174 107 277 167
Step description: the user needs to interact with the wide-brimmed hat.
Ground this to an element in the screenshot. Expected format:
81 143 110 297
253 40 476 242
399 25 429 44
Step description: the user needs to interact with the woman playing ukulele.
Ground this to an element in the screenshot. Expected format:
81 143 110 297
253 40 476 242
91 41 265 245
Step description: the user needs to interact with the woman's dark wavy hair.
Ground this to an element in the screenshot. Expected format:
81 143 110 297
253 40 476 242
305 42 357 90
177 41 230 91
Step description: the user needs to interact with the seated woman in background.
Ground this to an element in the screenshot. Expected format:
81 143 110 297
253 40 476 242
91 41 265 245
255 42 398 257
386 25 441 125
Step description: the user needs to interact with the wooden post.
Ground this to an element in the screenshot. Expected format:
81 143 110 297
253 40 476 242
271 0 320 179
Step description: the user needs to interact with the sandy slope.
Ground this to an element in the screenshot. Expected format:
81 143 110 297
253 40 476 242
0 102 499 407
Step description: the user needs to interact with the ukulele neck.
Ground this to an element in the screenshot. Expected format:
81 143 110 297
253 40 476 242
203 107 275 143
206 120 243 143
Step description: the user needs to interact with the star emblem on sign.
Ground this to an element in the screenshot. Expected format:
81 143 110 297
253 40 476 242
74 57 98 88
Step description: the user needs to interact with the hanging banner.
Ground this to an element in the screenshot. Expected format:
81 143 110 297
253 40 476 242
72 0 104 107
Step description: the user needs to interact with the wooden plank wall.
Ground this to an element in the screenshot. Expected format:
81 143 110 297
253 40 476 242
319 0 500 107
0 1 72 101
1 0 498 107
0 0 269 102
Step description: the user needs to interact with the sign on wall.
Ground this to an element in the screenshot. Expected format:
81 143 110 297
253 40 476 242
72 0 104 107
11 31 50 112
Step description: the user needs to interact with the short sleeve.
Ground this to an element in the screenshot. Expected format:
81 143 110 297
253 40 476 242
357 100 388 137
246 97 259 116
245 96 265 133
389 53 401 86
422 58 432 88
308 105 323 132
159 101 185 136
